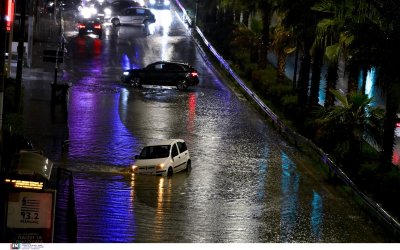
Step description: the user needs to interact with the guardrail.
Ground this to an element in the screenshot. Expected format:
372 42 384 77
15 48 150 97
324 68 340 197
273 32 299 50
174 0 400 238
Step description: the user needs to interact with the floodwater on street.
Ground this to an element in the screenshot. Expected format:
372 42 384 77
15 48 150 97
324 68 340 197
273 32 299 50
20 7 398 243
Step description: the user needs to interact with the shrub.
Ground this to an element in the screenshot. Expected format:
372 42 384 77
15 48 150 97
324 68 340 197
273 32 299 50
281 94 298 118
251 67 276 93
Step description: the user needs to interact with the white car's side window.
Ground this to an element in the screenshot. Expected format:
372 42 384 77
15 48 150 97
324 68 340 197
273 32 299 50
171 144 179 158
177 141 187 154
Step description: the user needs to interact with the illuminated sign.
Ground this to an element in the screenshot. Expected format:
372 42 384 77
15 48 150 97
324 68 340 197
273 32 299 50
5 179 44 190
5 190 56 243
6 0 15 32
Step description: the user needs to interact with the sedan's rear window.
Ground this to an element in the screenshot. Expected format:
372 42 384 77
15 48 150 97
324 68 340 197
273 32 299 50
136 9 146 15
138 145 170 159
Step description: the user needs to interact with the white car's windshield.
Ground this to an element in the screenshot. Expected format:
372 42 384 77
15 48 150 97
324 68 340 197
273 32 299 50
138 145 170 159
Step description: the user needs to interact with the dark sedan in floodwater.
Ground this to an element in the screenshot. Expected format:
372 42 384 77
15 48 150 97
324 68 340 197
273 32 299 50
121 61 199 90
78 18 103 39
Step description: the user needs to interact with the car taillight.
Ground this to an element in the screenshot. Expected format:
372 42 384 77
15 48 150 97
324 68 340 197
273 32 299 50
78 24 86 29
94 24 101 29
190 72 198 77
396 122 400 128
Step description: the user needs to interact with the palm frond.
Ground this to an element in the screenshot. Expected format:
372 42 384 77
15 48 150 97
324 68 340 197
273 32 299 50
330 88 348 106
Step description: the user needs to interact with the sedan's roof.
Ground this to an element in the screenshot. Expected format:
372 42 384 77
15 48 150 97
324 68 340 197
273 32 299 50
150 61 192 67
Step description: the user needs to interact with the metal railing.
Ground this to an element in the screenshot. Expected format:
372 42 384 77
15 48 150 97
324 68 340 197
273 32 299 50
53 167 77 243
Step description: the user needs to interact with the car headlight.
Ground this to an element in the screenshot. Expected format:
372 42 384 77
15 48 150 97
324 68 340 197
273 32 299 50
164 0 170 5
149 0 156 4
156 163 164 171
131 165 138 172
123 71 130 76
104 8 111 15
91 7 98 15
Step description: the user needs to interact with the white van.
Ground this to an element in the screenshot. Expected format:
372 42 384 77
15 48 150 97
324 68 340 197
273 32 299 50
131 139 191 176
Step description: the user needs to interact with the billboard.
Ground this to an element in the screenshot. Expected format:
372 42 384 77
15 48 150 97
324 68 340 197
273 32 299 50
5 190 56 243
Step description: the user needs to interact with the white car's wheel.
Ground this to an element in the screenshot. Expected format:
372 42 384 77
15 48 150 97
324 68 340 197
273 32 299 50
185 161 191 171
167 167 173 177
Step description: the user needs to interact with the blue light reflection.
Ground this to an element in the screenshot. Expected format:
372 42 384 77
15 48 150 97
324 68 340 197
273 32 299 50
311 191 323 241
280 151 299 242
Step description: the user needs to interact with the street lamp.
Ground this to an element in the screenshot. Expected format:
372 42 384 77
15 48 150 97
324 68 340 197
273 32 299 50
194 0 198 27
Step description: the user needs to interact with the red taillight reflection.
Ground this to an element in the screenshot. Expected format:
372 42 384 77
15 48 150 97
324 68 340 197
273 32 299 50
94 24 101 29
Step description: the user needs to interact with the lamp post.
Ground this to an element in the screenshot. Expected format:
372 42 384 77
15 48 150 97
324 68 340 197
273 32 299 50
194 0 198 27
15 0 27 112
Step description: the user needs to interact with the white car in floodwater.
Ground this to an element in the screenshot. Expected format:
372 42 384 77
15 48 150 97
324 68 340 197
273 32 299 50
131 139 191 176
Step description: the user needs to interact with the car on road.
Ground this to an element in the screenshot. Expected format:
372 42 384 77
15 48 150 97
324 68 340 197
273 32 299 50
147 0 171 9
109 6 155 26
92 1 113 22
110 0 145 13
78 18 103 39
121 61 199 90
131 139 191 176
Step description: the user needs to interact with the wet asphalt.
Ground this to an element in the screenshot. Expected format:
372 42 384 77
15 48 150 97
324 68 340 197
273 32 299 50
14 8 397 243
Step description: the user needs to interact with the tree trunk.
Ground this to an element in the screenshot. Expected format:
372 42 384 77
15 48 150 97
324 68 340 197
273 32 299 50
324 61 338 107
276 49 287 85
258 1 271 69
381 81 399 171
297 41 312 109
360 67 368 94
309 46 324 108
346 63 359 94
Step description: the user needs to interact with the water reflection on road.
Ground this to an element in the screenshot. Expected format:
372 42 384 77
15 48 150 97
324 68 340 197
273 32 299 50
55 6 396 243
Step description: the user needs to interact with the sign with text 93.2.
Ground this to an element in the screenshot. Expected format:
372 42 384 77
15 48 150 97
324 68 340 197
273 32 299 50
5 190 56 243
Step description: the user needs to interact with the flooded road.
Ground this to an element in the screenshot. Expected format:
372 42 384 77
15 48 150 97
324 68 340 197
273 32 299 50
27 7 395 242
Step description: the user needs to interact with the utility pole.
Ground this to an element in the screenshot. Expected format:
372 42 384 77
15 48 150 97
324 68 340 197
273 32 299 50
194 0 198 27
0 0 7 134
1 0 8 178
15 0 27 113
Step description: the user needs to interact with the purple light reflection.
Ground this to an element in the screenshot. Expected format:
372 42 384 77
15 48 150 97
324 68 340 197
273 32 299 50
68 88 138 166
121 52 141 71
74 173 136 242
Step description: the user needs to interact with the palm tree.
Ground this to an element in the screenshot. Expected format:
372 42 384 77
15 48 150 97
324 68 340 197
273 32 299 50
370 0 400 169
269 11 296 85
272 0 322 133
312 0 384 98
310 1 400 171
220 0 275 69
230 23 262 71
315 89 384 173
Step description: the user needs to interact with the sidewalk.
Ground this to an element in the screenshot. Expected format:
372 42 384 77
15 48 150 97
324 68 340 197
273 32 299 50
10 14 68 162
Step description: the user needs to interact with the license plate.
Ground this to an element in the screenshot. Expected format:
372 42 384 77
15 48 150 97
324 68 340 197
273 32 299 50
87 29 93 32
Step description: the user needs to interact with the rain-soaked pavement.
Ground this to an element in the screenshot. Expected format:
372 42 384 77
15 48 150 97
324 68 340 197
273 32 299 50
19 7 397 243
